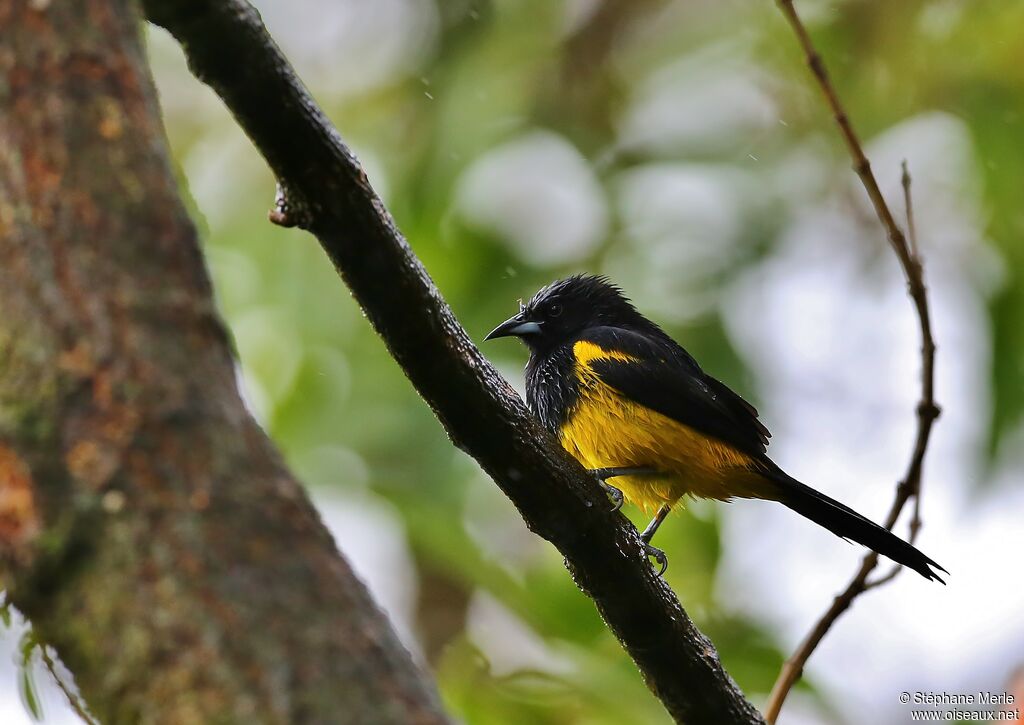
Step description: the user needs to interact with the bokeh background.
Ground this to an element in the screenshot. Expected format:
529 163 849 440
3 0 1023 722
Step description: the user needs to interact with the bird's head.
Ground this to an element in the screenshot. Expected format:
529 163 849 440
485 274 648 353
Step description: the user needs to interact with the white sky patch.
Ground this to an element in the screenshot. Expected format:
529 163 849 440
313 489 422 658
256 0 439 98
466 592 576 678
456 130 608 266
619 49 777 157
611 162 751 322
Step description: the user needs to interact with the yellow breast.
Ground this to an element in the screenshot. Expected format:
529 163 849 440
559 341 763 511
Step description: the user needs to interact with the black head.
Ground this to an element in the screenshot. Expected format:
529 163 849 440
485 274 652 354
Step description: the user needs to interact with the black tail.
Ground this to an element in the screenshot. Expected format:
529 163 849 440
769 473 947 583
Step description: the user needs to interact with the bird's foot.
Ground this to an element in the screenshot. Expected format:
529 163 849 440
644 543 668 577
598 480 624 512
590 466 658 481
588 466 657 512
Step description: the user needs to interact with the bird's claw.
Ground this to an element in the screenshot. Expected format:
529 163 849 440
590 466 657 513
598 480 624 512
644 543 668 577
587 468 668 574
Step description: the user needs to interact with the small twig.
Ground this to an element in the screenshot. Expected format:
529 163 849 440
864 561 901 590
38 645 98 725
900 160 926 546
268 182 312 229
902 159 920 262
764 3 941 723
865 164 928 593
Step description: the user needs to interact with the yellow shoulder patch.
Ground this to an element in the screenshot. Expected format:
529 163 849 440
572 340 637 366
562 337 764 509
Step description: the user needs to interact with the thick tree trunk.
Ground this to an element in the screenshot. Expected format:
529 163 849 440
0 1 447 722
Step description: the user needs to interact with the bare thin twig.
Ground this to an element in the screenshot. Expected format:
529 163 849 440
902 159 921 262
38 646 98 725
863 162 929 591
764 3 941 722
900 158 926 544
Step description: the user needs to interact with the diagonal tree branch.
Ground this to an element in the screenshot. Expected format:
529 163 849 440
143 0 766 723
764 2 942 722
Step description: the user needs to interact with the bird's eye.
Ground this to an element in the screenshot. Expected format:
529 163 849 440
548 303 563 318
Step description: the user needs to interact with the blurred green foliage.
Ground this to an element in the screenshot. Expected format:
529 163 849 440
147 0 1024 722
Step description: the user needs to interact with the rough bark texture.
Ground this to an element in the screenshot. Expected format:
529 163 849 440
0 1 447 723
143 1 767 723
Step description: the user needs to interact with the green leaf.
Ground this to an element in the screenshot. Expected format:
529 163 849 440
19 666 41 722
0 596 11 629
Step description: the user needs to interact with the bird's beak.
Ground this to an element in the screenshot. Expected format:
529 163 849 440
484 313 542 341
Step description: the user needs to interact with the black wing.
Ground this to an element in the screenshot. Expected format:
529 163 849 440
580 326 771 458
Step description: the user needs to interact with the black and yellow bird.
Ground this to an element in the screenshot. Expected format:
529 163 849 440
486 274 945 581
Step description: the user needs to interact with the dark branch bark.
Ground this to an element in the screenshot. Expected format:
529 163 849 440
0 1 446 722
142 0 766 723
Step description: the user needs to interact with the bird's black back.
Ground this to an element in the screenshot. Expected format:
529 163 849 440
519 276 770 458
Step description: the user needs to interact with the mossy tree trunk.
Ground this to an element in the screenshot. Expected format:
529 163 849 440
0 1 447 722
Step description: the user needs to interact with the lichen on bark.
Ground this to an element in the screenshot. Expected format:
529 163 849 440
0 1 447 722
